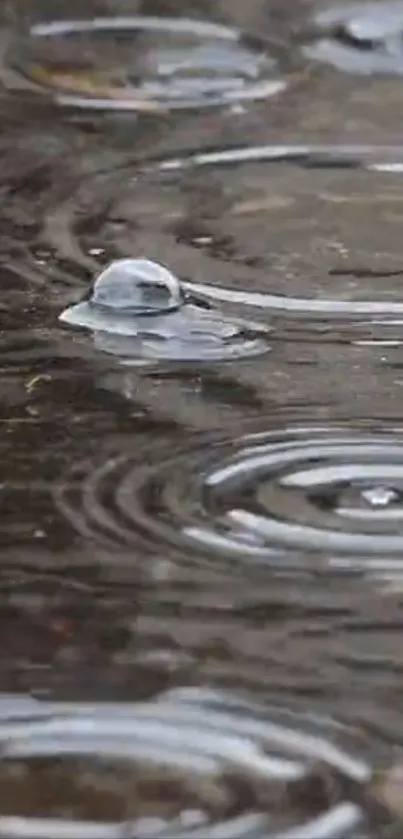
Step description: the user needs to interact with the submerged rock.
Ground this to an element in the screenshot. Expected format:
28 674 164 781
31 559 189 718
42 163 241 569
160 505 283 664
59 258 270 364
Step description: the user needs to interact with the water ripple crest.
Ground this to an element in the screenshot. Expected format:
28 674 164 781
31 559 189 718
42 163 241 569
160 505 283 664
303 1 403 76
2 16 286 111
0 686 376 837
53 424 403 573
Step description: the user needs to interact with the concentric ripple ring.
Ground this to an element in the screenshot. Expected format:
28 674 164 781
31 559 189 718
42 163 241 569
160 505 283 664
4 16 286 110
53 426 403 567
153 142 403 173
0 687 371 837
181 277 403 317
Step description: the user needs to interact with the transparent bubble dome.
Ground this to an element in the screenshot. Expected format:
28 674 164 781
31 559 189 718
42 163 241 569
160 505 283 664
59 259 270 364
91 259 183 315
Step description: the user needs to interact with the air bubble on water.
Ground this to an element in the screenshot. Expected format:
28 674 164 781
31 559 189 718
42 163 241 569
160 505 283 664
361 486 400 507
92 258 183 314
59 257 270 362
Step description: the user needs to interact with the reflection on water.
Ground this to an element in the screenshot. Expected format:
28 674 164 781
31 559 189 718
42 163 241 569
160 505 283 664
3 0 403 833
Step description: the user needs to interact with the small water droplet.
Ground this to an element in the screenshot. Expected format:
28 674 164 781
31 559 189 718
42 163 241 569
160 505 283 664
192 235 213 246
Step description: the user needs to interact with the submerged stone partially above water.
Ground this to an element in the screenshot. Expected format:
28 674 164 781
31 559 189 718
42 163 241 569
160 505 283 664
59 258 270 363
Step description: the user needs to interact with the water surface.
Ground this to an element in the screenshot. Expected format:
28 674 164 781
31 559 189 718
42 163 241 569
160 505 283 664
2 0 403 835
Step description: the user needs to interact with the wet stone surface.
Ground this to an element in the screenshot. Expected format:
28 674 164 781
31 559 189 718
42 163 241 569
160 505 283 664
3 0 403 836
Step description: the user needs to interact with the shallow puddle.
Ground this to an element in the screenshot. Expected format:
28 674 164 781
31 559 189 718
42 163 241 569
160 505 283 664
3 0 403 835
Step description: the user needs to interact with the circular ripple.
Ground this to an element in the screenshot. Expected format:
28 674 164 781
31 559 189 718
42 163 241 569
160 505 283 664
0 686 377 837
303 2 403 75
4 17 286 111
53 425 403 570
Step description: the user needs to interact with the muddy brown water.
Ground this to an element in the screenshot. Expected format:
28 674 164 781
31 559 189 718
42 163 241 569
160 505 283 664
4 0 403 836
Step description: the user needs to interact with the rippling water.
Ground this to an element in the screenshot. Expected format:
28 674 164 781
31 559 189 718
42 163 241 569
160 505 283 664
3 15 286 110
0 686 390 838
303 1 403 75
51 422 403 571
4 0 403 835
